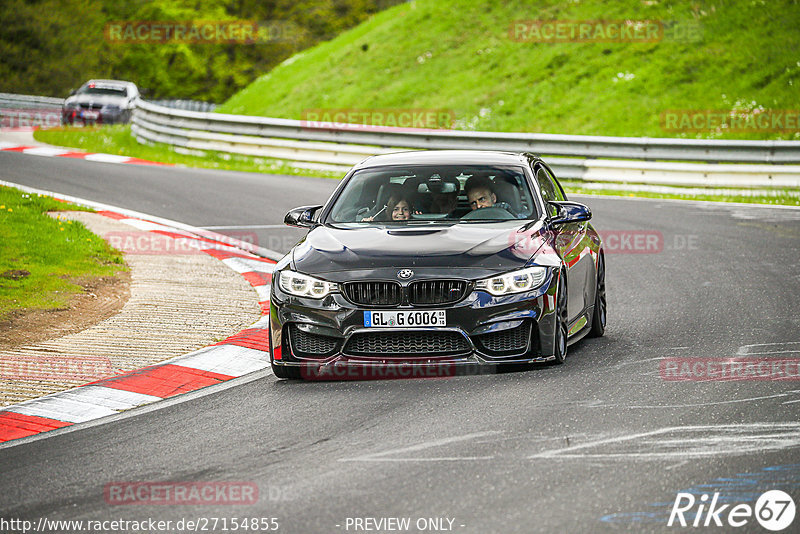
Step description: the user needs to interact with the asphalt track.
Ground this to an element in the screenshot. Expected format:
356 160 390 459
1 151 800 533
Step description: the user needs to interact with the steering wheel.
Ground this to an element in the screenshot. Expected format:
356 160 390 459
460 206 515 220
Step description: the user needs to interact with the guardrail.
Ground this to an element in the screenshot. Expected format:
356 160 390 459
0 92 64 109
0 93 64 129
145 99 217 113
131 99 798 187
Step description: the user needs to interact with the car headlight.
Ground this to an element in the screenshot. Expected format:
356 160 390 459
278 270 338 299
474 266 548 296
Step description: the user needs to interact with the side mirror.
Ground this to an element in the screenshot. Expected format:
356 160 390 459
548 201 592 225
284 205 323 228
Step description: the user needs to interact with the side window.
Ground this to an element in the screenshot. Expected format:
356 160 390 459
536 168 557 203
543 166 567 201
535 167 564 217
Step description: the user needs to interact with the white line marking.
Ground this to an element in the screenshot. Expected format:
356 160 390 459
22 147 70 157
120 218 176 233
528 423 800 460
7 396 118 423
587 391 800 409
737 341 800 355
221 257 275 274
255 285 271 301
613 356 666 368
664 460 690 471
201 225 288 230
737 350 800 355
340 431 501 462
341 457 496 462
83 153 131 163
172 345 268 377
529 428 667 459
59 386 161 410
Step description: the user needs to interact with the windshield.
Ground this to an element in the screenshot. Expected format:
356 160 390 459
77 85 128 97
326 165 538 224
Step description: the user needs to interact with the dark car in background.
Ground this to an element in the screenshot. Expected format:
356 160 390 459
61 79 139 125
270 150 606 379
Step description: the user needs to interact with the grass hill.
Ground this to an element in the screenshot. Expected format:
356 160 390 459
0 0 401 102
217 0 800 140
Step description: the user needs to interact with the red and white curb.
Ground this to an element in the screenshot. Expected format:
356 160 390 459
0 142 168 166
0 184 278 444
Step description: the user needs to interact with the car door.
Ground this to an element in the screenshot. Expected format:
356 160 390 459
534 163 590 323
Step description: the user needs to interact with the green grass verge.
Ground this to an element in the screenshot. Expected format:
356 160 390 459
34 125 800 206
0 186 127 321
562 181 800 206
219 0 800 141
33 126 342 178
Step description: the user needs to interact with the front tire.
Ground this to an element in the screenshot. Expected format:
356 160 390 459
552 273 568 364
588 254 606 338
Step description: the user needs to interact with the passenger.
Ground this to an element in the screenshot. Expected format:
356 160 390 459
424 175 460 216
362 194 412 221
387 194 412 220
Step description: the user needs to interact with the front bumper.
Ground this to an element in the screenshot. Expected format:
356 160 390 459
269 270 560 373
61 108 130 125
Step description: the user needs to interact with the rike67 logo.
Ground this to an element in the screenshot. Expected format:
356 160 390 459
668 490 795 530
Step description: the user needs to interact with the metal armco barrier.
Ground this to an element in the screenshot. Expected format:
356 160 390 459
0 93 64 109
71 97 800 187
0 93 64 129
146 99 217 113
131 100 800 186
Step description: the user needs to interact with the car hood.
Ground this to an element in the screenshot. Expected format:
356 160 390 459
291 221 548 279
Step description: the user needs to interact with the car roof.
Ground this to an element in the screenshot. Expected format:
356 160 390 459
352 150 530 169
83 79 137 89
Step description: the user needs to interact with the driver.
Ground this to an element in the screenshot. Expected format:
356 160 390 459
465 175 513 213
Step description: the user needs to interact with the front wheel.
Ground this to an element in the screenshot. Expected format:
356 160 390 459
588 254 606 338
552 274 568 364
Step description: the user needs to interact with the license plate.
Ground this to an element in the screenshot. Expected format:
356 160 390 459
82 110 99 119
364 310 446 328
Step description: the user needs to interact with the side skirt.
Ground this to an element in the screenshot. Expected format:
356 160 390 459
566 306 593 346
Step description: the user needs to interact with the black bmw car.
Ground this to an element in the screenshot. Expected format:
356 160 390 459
269 150 606 379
